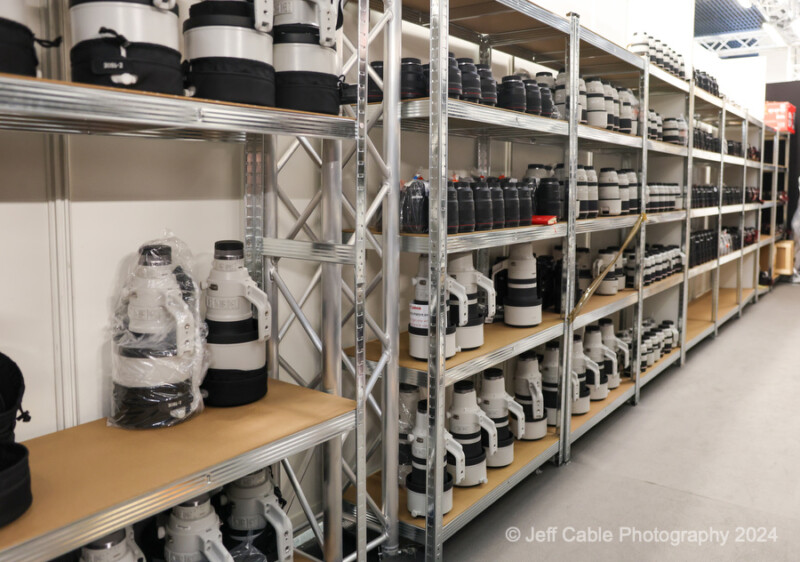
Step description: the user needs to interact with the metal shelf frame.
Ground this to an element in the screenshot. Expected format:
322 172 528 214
0 0 380 560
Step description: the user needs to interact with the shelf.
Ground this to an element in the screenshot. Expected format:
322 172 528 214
395 0 571 72
742 287 755 305
721 204 743 215
693 87 724 119
639 348 681 388
0 381 355 561
763 164 777 173
745 159 762 169
396 98 568 141
747 114 763 128
717 288 740 327
570 379 636 442
578 124 643 149
693 149 722 163
687 290 714 321
743 203 761 212
648 64 690 94
357 313 565 387
759 234 775 248
642 272 684 299
762 201 776 209
575 214 640 234
646 210 686 224
743 243 758 256
0 74 355 141
723 154 746 166
647 139 688 157
685 319 714 350
399 223 567 253
689 206 719 218
719 249 742 266
723 102 747 122
688 260 717 279
572 289 639 329
758 285 771 297
362 429 560 543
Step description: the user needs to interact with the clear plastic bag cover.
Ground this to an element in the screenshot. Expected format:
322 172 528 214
108 234 208 429
230 531 268 562
400 178 429 234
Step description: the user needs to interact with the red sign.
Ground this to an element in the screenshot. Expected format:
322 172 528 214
765 101 796 134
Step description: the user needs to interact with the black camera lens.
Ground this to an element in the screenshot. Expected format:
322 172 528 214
502 179 520 228
448 52 462 99
447 181 459 234
214 240 245 260
456 58 482 102
138 244 172 266
457 182 475 233
517 181 533 226
497 75 526 112
539 87 554 118
401 180 428 234
472 180 493 231
523 80 542 115
475 63 497 106
536 177 564 220
369 61 384 102
400 58 425 100
490 180 505 229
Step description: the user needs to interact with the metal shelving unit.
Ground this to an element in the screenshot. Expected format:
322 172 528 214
0 0 378 559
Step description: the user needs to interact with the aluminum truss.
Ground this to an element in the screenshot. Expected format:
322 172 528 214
245 0 401 559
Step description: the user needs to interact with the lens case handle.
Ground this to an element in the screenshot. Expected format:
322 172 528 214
444 430 466 484
505 394 526 439
253 0 274 32
243 279 271 342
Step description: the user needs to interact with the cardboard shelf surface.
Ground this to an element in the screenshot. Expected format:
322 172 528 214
0 381 354 557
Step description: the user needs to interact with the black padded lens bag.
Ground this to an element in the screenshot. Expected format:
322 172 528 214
0 352 29 444
70 38 183 95
0 443 32 528
0 17 38 77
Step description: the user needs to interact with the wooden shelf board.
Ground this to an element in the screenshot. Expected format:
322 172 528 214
575 288 638 319
355 429 559 532
718 287 740 318
359 312 563 372
640 348 681 384
686 319 714 343
687 291 713 322
569 379 635 434
742 288 755 302
0 381 354 553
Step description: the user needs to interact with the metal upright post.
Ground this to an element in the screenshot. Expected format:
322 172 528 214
680 81 695 365
738 118 746 316
633 64 648 404
425 0 448 556
713 108 725 335
557 13 580 464
382 0 402 554
263 136 280 377
322 139 344 562
754 122 764 302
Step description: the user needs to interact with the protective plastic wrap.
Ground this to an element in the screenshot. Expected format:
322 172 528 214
400 177 429 234
109 236 208 429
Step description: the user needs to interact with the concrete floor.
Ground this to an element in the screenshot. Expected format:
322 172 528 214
443 284 800 561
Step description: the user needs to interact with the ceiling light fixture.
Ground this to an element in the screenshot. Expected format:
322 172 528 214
736 0 752 8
